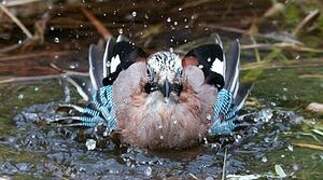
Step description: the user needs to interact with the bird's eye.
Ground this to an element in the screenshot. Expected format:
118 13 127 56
144 82 158 94
172 83 183 96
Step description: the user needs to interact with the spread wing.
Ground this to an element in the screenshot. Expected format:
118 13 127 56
67 35 147 101
182 34 226 90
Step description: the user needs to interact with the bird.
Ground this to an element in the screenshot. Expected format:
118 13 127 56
54 35 251 150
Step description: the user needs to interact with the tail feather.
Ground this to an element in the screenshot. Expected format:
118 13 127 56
232 81 240 99
214 33 224 51
223 39 252 111
222 39 252 111
224 39 240 93
65 76 93 101
89 43 105 90
235 83 254 111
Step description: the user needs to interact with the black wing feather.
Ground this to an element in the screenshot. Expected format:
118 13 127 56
88 43 105 89
103 40 147 85
184 44 225 89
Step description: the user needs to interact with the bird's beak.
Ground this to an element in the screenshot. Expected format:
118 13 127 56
160 78 171 98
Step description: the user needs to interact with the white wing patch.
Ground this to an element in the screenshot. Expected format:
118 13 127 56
110 54 121 73
210 57 224 76
102 39 111 78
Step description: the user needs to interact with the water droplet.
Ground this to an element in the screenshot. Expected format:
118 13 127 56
144 166 152 176
237 134 242 139
132 11 137 17
203 137 208 144
69 63 79 69
282 95 287 101
166 17 172 22
118 28 123 34
210 143 218 149
281 154 285 158
18 94 24 100
295 55 300 60
54 37 60 43
254 109 273 122
69 65 76 69
85 139 96 150
206 114 211 120
261 156 268 163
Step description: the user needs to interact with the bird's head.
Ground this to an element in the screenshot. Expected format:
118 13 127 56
145 51 183 99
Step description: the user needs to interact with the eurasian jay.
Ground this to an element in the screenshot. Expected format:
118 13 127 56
55 35 250 150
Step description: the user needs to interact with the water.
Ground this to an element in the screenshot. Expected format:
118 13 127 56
0 80 306 179
3 105 294 179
